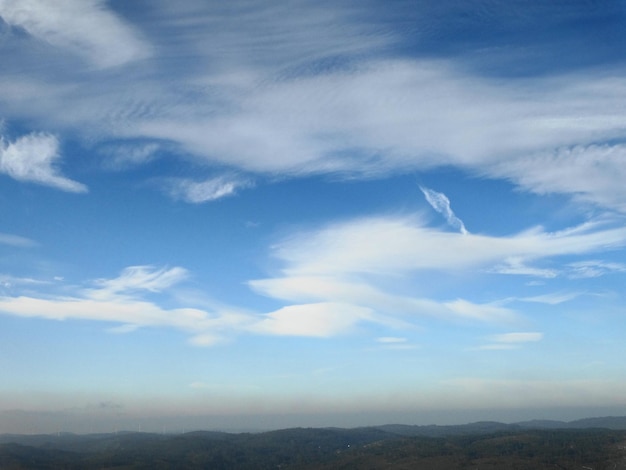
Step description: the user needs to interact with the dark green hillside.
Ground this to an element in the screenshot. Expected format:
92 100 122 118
302 429 626 470
0 443 81 470
1 424 626 469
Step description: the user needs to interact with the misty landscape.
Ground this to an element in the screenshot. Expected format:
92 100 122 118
3 417 626 469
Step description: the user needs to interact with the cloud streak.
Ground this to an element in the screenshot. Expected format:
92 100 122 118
89 266 189 299
166 176 251 203
0 232 36 247
0 266 248 344
249 275 518 325
479 332 544 350
567 260 626 279
269 216 626 277
420 186 468 234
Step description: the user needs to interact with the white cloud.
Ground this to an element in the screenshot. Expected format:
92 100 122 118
0 266 378 343
478 332 543 350
100 142 161 170
0 295 209 330
1 1 626 212
490 332 544 343
376 337 407 344
0 232 36 247
376 342 418 351
490 257 558 278
567 260 626 279
107 324 141 334
520 291 582 305
374 337 419 350
0 132 87 192
148 0 390 74
89 265 189 299
248 213 626 330
129 60 626 213
487 143 626 213
271 216 626 277
444 299 517 323
0 274 49 289
188 333 226 347
0 203 619 343
0 266 254 344
420 186 468 234
0 1 625 211
249 275 517 325
166 176 251 203
0 290 371 343
252 302 373 337
7 213 606 343
0 0 150 68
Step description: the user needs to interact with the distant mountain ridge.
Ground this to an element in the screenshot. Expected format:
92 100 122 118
563 416 626 429
3 415 626 444
2 418 626 469
515 416 626 430
373 415 626 437
0 416 626 446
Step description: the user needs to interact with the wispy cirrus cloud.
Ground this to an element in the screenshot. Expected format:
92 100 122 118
376 337 407 344
165 176 251 203
493 256 626 280
147 0 390 72
88 265 189 299
566 260 626 279
519 291 583 305
1 2 626 213
0 274 50 290
100 142 161 170
0 0 150 68
375 336 417 350
479 332 543 350
490 257 558 278
0 232 36 247
131 61 626 213
0 132 86 192
420 186 468 234
486 144 626 213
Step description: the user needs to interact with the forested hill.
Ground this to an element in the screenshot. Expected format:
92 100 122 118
2 419 626 469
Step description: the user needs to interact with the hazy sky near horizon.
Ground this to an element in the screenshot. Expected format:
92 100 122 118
1 0 626 433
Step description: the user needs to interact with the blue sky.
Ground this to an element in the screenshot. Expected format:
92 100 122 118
1 0 626 433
